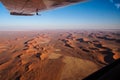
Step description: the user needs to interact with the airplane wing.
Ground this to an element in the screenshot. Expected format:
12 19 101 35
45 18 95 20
83 58 120 80
0 0 86 16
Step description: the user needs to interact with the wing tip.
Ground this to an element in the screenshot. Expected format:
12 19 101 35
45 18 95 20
10 12 34 16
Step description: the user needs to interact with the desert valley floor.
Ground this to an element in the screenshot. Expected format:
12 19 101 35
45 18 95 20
0 30 120 80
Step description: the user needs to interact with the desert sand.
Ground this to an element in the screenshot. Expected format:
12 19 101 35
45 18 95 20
0 30 120 80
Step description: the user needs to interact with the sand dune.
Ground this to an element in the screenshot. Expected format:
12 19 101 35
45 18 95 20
0 30 120 80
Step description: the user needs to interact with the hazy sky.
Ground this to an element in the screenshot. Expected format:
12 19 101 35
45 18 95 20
0 0 120 30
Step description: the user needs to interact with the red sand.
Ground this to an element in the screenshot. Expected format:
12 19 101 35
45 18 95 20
0 30 120 80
